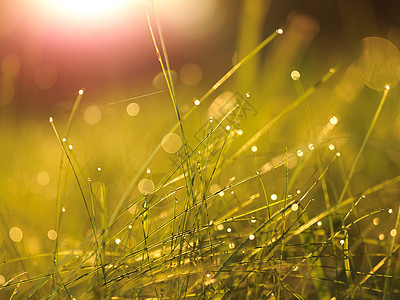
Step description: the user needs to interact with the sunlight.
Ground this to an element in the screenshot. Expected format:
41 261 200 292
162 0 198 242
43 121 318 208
47 0 128 16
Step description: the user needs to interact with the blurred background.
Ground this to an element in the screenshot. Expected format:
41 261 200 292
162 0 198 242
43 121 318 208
1 0 400 294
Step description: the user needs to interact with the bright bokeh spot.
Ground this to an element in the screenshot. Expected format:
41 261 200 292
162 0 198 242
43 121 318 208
330 116 338 125
9 226 23 242
271 194 278 201
356 37 400 91
180 63 203 86
390 229 397 237
153 70 177 90
47 230 57 240
0 275 5 285
291 70 301 80
138 179 154 195
84 105 102 125
161 133 182 154
126 102 140 117
297 150 303 157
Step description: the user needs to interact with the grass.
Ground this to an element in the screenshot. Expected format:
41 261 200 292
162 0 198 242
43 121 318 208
1 3 400 300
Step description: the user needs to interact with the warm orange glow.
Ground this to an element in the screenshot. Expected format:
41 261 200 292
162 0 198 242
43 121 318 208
45 0 128 16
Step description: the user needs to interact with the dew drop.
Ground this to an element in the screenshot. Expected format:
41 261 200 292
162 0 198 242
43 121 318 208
330 116 338 125
291 70 301 80
297 150 303 157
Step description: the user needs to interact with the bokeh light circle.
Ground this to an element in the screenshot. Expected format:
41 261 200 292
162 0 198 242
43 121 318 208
126 102 140 116
356 37 400 91
138 179 154 195
84 105 102 125
180 63 203 86
161 133 182 154
47 230 58 240
153 70 177 90
9 226 23 242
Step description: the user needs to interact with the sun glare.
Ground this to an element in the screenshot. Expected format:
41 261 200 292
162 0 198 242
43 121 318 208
46 0 129 16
